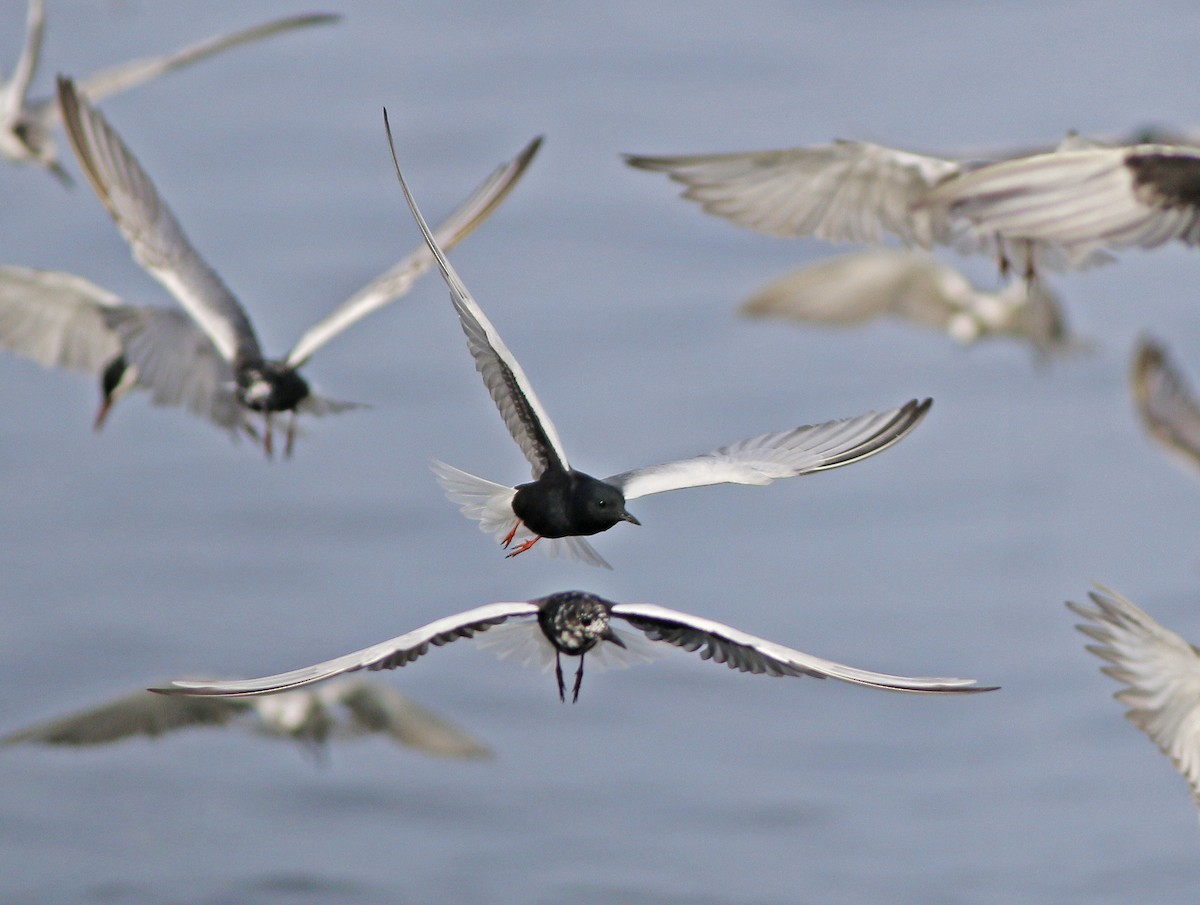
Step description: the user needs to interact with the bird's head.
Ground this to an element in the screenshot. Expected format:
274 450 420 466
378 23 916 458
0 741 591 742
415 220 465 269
573 478 640 533
542 593 624 655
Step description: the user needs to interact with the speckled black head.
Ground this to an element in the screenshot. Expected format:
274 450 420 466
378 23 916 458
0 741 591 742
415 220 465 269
236 360 311 413
536 591 620 655
534 591 626 702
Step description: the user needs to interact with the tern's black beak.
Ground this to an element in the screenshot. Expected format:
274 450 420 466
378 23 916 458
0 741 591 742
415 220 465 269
620 509 641 526
602 626 626 648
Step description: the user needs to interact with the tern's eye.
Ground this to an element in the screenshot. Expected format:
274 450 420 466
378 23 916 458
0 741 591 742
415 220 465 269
597 499 607 508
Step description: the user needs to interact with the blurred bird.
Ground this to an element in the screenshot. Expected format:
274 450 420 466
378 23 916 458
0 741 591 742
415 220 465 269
1068 585 1200 807
385 112 931 569
1131 337 1200 475
3 678 491 761
154 590 997 704
924 143 1200 270
49 78 540 454
625 136 1112 282
740 249 1076 357
0 0 338 183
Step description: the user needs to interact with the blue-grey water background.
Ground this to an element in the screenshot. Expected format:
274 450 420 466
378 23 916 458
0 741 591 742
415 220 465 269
3 1 1200 902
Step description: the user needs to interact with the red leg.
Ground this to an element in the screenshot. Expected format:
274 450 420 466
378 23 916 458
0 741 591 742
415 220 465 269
501 521 521 548
504 535 542 558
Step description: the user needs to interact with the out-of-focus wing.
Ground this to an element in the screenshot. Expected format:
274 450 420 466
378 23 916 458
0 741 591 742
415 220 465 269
57 77 261 365
35 14 339 122
1069 585 1200 805
0 0 44 123
330 680 491 759
384 113 568 477
612 603 996 693
1 690 247 746
285 136 542 367
152 602 541 697
926 145 1200 266
1132 337 1200 473
103 305 244 431
607 399 930 501
0 265 122 372
625 141 962 247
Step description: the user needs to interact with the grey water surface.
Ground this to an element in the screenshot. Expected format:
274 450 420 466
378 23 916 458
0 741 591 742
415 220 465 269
3 2 1200 903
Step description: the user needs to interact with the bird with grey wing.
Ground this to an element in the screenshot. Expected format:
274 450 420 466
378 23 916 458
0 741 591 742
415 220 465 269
3 678 490 761
384 112 932 569
624 135 1114 283
0 0 338 183
48 78 539 454
153 590 998 704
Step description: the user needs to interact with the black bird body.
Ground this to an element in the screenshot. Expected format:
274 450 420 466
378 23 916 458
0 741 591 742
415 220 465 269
155 590 997 704
512 468 639 540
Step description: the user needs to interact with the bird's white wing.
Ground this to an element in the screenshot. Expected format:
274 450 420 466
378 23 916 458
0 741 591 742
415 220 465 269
57 77 261 365
1131 338 1200 474
328 680 491 758
34 14 339 124
285 136 542 367
1069 585 1200 804
0 0 43 124
625 141 963 247
612 603 994 693
153 602 541 697
1 690 246 745
926 146 1200 265
607 399 930 501
0 265 123 372
103 305 244 431
384 113 568 477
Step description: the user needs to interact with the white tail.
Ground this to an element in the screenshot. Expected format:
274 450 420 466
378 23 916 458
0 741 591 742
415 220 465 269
429 459 613 569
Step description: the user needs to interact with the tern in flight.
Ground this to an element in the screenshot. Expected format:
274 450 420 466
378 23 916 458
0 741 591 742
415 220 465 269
155 590 998 704
50 78 540 455
385 111 932 568
0 0 338 183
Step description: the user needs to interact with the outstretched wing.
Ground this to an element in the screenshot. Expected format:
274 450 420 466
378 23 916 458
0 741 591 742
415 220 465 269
625 141 962 247
0 0 44 124
612 603 994 693
384 112 568 477
926 145 1200 266
152 602 540 697
1131 337 1200 474
286 136 542 367
329 679 491 758
607 399 930 501
1068 585 1200 805
0 265 122 372
1 690 247 746
36 14 339 122
57 77 261 366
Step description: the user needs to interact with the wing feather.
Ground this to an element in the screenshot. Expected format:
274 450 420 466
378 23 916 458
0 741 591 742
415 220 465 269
384 112 568 476
56 77 260 365
1 691 246 745
612 603 994 693
1131 338 1200 474
608 399 930 501
1069 585 1200 805
0 265 122 372
152 602 540 697
285 135 542 367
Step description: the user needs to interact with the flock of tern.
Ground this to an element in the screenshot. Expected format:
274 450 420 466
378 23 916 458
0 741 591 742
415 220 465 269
3 0 1200 837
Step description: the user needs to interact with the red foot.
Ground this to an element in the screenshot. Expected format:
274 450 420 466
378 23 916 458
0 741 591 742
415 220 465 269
501 521 521 548
505 535 542 558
